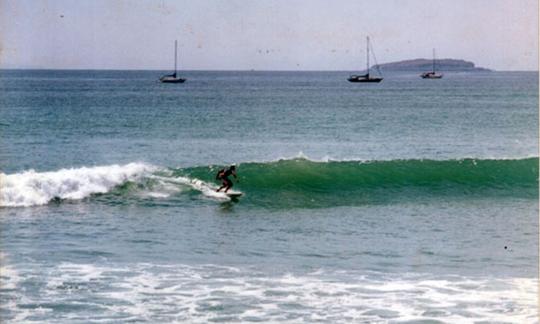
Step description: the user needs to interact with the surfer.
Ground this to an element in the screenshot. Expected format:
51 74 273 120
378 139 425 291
216 165 238 193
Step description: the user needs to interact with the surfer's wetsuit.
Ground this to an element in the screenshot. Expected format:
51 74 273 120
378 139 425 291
216 166 237 192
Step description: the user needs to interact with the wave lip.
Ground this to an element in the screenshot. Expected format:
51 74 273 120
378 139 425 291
1 163 156 207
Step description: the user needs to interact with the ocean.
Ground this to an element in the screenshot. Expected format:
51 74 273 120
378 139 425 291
0 70 538 323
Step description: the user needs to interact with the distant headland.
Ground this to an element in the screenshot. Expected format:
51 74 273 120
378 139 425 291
374 59 492 72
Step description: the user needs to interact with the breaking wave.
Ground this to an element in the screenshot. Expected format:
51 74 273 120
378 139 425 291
1 157 537 208
0 163 156 207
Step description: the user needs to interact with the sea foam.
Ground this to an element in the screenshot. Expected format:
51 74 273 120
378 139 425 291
2 261 536 323
0 163 155 207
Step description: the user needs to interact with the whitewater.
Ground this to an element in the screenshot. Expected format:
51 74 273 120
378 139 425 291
0 163 156 207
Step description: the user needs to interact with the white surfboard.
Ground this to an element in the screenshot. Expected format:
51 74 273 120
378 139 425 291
189 179 243 200
224 190 243 198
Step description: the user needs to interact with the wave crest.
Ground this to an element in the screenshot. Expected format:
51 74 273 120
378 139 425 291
1 163 156 207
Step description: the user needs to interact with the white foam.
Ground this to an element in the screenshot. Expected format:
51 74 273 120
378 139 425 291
2 262 537 323
152 175 231 201
143 192 171 198
183 178 231 201
264 151 540 164
0 163 156 207
138 178 183 199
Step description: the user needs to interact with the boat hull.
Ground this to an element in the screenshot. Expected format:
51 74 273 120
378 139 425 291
421 72 443 79
348 77 383 83
160 77 186 83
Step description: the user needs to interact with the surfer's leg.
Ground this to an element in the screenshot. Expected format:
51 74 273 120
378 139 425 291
216 179 227 192
224 179 232 193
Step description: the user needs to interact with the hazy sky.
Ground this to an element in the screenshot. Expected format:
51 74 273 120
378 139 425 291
1 0 538 70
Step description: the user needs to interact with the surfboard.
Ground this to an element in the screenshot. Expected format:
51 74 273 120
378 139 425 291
224 191 243 198
188 179 243 199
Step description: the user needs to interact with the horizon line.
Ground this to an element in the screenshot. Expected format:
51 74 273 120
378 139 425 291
4 68 540 72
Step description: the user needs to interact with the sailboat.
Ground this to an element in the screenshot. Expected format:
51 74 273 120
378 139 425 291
348 36 383 83
421 49 443 79
160 40 186 83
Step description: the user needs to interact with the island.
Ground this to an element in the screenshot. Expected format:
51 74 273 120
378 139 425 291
373 59 491 72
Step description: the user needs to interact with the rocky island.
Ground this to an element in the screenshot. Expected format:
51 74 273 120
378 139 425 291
374 59 491 72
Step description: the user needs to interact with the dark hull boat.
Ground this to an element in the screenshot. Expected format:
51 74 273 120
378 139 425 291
421 49 443 79
160 40 186 83
348 74 383 83
348 36 383 83
160 73 186 83
421 72 443 79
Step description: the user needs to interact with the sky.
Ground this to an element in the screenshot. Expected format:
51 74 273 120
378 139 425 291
1 0 538 71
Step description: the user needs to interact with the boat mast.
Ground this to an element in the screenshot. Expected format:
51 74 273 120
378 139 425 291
174 40 178 76
432 48 435 73
366 36 370 76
